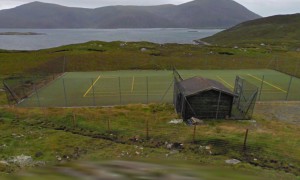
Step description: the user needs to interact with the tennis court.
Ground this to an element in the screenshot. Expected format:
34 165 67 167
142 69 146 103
18 69 300 107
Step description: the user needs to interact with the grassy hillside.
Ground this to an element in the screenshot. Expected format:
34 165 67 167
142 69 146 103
202 14 300 47
0 41 299 77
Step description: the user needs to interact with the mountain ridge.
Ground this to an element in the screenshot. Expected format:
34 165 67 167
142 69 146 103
0 0 261 28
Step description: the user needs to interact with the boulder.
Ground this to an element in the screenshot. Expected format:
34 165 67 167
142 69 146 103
225 159 241 165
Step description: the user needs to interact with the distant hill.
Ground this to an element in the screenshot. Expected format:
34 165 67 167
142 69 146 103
202 13 300 45
0 0 260 28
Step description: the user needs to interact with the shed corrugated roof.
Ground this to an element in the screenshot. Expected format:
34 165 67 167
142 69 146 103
178 77 235 97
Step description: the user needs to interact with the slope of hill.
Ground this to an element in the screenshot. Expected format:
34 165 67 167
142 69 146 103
0 0 260 28
202 13 300 46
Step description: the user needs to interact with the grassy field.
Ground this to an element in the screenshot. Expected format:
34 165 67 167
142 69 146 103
0 41 299 77
15 69 300 107
1 40 300 178
0 103 299 178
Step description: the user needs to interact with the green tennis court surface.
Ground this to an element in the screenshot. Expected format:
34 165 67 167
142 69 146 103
18 69 300 107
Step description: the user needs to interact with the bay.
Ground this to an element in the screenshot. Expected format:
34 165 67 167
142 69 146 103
0 28 223 50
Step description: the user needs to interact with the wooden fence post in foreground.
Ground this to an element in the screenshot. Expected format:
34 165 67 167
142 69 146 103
72 112 76 128
243 129 249 151
107 119 111 132
193 125 197 143
146 119 149 140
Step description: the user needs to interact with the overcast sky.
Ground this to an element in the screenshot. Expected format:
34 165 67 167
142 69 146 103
0 0 299 17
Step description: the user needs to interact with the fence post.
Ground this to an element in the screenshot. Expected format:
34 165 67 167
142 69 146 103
107 119 111 132
118 77 122 104
62 79 68 107
91 78 96 106
21 76 26 97
146 119 149 140
243 129 249 151
258 75 265 101
72 112 76 128
193 125 196 143
146 76 149 104
286 76 293 101
34 84 41 107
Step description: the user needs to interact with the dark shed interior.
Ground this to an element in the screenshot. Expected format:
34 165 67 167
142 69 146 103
174 77 236 120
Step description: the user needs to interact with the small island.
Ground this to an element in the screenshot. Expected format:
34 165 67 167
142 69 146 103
0 32 45 35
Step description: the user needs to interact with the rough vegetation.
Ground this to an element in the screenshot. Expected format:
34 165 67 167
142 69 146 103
0 103 299 179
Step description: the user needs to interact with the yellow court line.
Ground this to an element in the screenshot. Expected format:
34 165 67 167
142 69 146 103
247 74 287 93
83 75 101 97
216 76 234 89
131 76 135 93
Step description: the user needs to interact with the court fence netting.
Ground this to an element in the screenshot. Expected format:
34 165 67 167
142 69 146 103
2 55 300 108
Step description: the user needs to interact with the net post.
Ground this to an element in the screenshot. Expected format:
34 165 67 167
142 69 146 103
62 79 68 107
193 125 196 143
285 76 293 101
34 84 41 107
258 75 264 101
118 77 122 104
160 79 174 102
91 78 96 106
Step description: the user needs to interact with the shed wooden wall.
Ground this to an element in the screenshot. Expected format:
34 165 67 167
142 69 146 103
181 90 233 119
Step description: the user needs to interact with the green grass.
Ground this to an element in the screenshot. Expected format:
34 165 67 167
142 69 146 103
0 104 299 178
14 69 300 107
0 41 299 77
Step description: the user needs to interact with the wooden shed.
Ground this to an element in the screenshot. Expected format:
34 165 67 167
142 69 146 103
174 77 236 120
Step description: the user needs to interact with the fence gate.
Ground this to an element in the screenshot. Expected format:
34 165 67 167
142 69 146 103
232 76 258 119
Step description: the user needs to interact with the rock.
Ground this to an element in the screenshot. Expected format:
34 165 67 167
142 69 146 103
170 150 179 154
225 159 241 165
140 48 147 52
8 155 33 167
190 117 204 125
166 144 173 149
173 142 184 149
0 160 9 166
120 43 126 47
56 156 62 161
130 135 140 142
35 152 43 158
168 119 183 124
